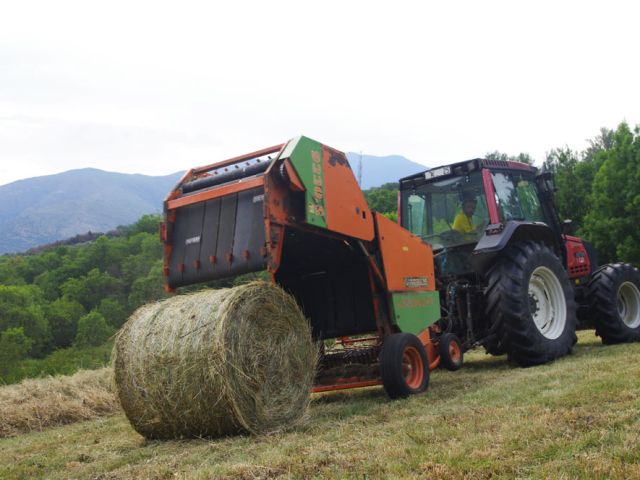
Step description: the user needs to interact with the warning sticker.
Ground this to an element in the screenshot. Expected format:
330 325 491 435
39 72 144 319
404 277 428 288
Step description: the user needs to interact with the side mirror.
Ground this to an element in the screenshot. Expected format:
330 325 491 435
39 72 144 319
536 171 557 193
562 219 574 235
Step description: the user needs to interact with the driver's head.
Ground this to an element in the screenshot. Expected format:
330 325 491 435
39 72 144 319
462 195 476 216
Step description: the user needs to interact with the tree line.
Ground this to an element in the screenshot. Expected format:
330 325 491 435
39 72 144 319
0 215 167 373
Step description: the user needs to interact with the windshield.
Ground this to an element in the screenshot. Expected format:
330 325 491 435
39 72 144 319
401 171 489 250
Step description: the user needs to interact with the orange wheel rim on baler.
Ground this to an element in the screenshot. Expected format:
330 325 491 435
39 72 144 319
401 346 424 389
448 340 462 363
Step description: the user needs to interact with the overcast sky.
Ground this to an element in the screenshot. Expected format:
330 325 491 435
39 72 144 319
1 0 638 186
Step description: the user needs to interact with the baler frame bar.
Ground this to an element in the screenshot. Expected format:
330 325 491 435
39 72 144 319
192 144 285 175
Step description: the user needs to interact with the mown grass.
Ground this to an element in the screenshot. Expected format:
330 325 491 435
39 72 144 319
1 330 639 479
0 368 117 438
0 342 113 385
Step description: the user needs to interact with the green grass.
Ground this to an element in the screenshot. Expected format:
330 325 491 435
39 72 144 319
0 342 113 385
1 331 639 479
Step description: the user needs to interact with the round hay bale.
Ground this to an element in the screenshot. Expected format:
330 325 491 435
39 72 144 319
112 281 317 439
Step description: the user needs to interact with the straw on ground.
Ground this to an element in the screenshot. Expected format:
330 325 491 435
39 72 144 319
0 367 118 438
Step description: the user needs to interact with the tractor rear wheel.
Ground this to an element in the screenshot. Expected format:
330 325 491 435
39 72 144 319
485 241 577 366
587 263 640 344
438 333 464 371
380 333 429 399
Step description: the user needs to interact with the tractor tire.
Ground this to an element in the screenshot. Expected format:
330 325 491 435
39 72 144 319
482 335 506 356
379 333 429 399
484 241 577 366
587 263 640 344
438 333 463 371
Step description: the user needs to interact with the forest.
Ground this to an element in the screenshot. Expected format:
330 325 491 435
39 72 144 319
1 121 638 383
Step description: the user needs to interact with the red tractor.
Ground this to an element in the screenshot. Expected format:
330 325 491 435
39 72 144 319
399 158 640 366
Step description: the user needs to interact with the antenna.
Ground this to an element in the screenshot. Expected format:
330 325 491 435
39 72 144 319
357 151 363 186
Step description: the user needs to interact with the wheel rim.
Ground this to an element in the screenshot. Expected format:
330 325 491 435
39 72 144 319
617 281 640 328
448 340 461 364
528 266 567 339
401 346 424 389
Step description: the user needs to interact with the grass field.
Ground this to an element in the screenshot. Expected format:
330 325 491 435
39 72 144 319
1 330 639 479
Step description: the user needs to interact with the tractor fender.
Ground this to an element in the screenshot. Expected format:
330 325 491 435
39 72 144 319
470 221 560 273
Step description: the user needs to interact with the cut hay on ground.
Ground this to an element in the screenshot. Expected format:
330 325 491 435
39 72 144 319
113 281 317 440
0 367 118 437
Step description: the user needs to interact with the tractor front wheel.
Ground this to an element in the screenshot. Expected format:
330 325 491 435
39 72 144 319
380 333 429 399
485 241 577 366
588 263 640 344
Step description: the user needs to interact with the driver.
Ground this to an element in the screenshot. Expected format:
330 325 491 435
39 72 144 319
453 194 479 234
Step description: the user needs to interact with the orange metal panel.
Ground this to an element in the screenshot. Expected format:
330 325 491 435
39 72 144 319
167 176 264 210
283 159 305 192
375 213 435 292
321 146 375 241
419 328 440 370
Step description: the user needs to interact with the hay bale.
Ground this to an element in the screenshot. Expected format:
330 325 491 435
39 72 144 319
113 281 316 439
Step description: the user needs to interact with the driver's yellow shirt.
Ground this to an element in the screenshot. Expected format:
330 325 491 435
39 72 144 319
452 213 474 233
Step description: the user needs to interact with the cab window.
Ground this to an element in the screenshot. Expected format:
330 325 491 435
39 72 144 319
491 172 545 223
401 172 489 250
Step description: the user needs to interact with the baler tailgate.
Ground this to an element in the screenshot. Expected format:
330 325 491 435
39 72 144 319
167 186 267 289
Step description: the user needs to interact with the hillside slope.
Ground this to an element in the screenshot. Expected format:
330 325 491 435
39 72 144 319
0 169 182 254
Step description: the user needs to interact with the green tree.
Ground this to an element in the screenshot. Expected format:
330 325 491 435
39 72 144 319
74 311 115 347
97 298 127 328
0 327 33 376
61 268 124 311
0 285 50 357
364 182 398 215
485 151 535 166
0 256 28 285
584 123 640 264
122 232 163 286
46 298 86 348
544 147 600 229
128 260 168 310
121 214 162 237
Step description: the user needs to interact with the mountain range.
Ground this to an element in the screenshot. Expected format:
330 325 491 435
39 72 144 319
345 153 426 189
0 153 425 254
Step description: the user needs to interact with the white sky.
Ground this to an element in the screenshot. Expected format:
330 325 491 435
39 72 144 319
1 0 638 186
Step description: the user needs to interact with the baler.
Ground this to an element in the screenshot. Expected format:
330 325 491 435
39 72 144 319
161 136 446 398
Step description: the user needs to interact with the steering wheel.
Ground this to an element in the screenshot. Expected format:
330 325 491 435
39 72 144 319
439 229 464 244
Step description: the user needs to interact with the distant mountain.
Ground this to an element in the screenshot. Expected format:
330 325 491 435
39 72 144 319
0 169 182 254
346 153 427 189
0 154 427 254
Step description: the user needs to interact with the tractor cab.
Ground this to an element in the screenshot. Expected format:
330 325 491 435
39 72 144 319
399 159 570 277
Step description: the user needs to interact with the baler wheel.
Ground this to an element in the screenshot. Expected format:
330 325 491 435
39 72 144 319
380 333 429 399
587 263 640 344
438 333 463 371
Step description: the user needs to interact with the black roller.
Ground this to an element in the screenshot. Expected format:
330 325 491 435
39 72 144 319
182 159 273 194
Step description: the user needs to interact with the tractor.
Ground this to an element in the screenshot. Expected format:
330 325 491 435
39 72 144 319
399 158 640 367
161 136 640 399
